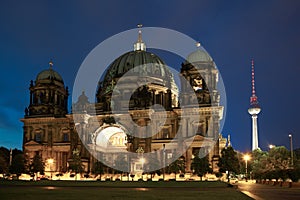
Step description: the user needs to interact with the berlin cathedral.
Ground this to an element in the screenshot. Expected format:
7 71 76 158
21 29 224 177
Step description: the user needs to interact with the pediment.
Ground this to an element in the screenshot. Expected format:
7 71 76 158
24 140 41 146
194 135 205 140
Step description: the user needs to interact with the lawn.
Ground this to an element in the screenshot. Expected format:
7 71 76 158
0 180 252 200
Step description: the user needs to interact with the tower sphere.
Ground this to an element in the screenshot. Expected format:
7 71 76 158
248 107 261 115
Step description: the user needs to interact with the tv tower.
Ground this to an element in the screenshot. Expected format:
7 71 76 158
248 59 261 151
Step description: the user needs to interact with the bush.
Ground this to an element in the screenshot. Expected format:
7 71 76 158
287 169 300 182
215 172 222 177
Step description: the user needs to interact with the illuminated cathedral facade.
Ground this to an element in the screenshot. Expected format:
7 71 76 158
21 30 224 177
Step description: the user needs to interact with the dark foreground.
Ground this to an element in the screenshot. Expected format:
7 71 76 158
0 180 251 200
238 181 300 200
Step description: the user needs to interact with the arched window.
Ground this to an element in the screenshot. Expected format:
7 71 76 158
63 133 69 142
35 133 41 142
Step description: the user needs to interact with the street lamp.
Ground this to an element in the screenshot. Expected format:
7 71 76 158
243 154 251 182
47 158 54 179
289 134 294 167
140 158 145 171
269 144 275 149
163 144 165 181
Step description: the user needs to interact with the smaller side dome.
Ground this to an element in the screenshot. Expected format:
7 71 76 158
36 69 64 82
72 91 91 113
26 61 68 118
36 61 64 83
186 42 213 63
77 91 89 104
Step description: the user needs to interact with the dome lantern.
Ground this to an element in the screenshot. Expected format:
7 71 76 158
133 24 146 51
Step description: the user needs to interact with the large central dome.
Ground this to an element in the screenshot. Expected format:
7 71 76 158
96 28 178 111
97 49 178 99
100 50 169 85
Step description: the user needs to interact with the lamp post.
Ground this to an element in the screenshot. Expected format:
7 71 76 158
163 144 165 181
243 154 250 182
136 146 144 179
140 158 145 172
47 158 54 180
289 134 294 167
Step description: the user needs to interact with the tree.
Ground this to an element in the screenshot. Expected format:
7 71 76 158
10 154 26 178
145 153 162 179
218 147 240 182
251 147 300 181
30 154 44 175
92 161 105 180
266 146 290 181
166 157 185 179
268 146 290 170
290 151 300 182
69 151 84 180
251 149 269 180
191 155 212 181
0 147 9 174
114 155 128 181
0 155 9 174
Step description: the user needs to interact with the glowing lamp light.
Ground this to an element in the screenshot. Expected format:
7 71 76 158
140 158 145 164
243 154 250 161
269 144 275 149
47 158 54 164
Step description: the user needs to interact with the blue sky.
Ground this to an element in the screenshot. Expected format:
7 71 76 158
0 0 299 152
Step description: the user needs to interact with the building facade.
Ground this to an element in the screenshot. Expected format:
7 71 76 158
21 31 224 176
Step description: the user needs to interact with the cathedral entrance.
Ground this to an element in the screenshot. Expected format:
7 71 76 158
95 126 127 149
89 125 130 175
90 125 128 153
90 124 147 176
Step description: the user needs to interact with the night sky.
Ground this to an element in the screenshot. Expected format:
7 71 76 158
0 0 299 152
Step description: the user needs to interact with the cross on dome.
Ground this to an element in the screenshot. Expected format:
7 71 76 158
49 59 53 69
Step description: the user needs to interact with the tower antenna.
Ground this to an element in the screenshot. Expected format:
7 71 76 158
248 59 261 151
250 59 259 106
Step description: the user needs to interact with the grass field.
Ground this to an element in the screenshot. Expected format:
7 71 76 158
0 180 252 200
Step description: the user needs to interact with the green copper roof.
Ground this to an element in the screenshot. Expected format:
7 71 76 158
97 50 177 97
36 68 64 83
101 50 168 81
186 48 213 63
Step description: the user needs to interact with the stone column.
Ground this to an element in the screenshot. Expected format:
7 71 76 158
48 125 52 147
182 117 188 138
145 119 152 153
185 148 192 172
152 90 156 105
167 89 172 110
132 125 139 151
